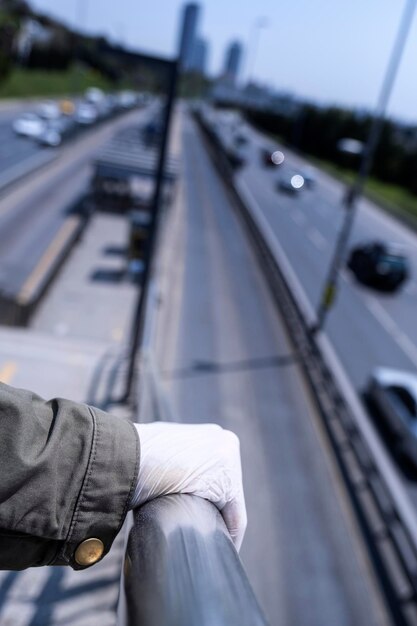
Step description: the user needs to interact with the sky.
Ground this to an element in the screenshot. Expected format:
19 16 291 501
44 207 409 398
29 0 417 123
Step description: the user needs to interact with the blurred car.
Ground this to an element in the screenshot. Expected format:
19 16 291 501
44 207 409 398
38 101 60 120
234 133 248 147
36 115 76 147
227 146 245 169
85 87 105 105
142 119 163 146
366 368 417 466
75 103 98 125
13 113 46 138
37 128 61 147
118 90 137 109
277 173 305 194
261 147 285 166
347 241 409 292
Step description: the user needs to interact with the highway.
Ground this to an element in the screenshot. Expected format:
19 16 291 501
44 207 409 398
0 100 407 623
0 102 156 306
198 108 417 506
152 110 389 626
232 118 417 391
0 108 45 177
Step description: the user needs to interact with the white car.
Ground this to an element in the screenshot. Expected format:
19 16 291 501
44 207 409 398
38 101 60 120
366 367 417 466
118 91 137 109
75 103 98 125
85 87 105 105
37 128 62 147
13 113 46 138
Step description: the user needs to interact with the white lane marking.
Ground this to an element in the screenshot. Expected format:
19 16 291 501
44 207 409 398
291 209 306 226
396 333 417 367
340 269 352 284
365 298 397 334
308 227 327 251
365 297 417 368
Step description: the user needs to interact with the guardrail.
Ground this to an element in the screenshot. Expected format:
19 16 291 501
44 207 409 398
122 495 268 626
116 100 268 624
117 279 269 626
195 106 417 626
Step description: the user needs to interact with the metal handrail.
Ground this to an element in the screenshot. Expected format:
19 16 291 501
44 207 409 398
123 495 268 626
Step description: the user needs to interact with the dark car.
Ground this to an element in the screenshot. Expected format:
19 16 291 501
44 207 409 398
142 119 163 146
261 147 285 167
365 368 417 467
277 173 305 194
226 146 245 169
234 133 248 147
347 241 409 291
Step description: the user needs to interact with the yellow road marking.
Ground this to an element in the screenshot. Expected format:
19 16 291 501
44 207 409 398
0 362 17 384
18 217 79 304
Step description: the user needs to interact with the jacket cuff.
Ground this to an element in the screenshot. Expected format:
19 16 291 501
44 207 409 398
53 408 140 569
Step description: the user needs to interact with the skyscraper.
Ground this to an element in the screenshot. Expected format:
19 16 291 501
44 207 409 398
223 40 243 84
178 3 200 72
191 37 208 75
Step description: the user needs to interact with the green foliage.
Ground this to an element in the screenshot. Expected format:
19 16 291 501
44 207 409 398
309 157 417 227
0 65 114 98
0 8 19 83
246 106 417 204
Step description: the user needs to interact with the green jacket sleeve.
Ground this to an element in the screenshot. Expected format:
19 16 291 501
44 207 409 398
0 382 140 571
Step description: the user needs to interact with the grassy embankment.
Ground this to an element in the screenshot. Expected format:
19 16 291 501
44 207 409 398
0 66 113 99
309 157 417 229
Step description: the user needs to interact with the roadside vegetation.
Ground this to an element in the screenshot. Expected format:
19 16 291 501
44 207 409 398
0 1 153 101
0 66 113 98
309 157 417 228
246 106 417 230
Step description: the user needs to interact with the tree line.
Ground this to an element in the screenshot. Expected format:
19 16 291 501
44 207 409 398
0 0 145 86
246 104 417 196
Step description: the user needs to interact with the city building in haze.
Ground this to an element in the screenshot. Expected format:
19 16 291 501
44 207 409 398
223 40 243 84
191 37 208 75
178 2 200 72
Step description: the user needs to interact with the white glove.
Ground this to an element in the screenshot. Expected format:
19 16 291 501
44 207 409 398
130 422 247 551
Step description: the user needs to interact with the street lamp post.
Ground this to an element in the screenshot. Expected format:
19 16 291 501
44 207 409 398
313 0 417 334
246 17 268 86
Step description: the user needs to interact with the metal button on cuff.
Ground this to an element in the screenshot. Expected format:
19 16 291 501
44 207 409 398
74 538 105 566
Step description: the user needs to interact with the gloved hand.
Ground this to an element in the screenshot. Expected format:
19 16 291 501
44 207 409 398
129 422 247 551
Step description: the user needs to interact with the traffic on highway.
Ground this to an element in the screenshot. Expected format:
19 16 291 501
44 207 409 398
200 103 417 483
3 0 417 624
0 88 144 194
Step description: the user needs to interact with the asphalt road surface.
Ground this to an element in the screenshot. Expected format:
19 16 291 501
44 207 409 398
212 111 417 392
204 109 417 505
0 108 44 176
0 103 156 298
152 110 389 626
